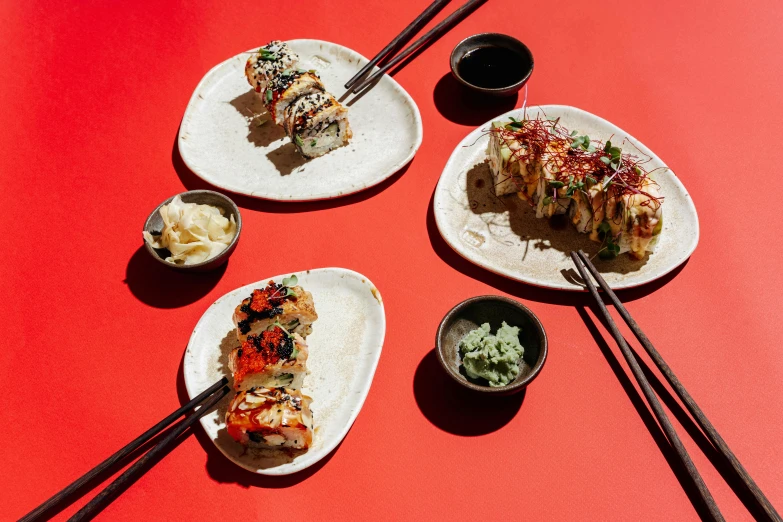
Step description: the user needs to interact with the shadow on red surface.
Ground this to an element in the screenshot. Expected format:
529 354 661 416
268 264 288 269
433 72 519 126
413 349 525 435
425 189 689 306
174 348 338 488
125 246 227 308
171 133 412 214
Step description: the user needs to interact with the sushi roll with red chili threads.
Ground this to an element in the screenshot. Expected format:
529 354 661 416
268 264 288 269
245 41 298 94
283 91 352 159
226 387 314 450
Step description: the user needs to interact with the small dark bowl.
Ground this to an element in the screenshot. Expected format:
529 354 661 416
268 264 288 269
142 190 242 272
450 33 534 97
436 296 547 395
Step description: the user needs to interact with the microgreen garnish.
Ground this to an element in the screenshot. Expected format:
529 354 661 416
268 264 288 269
596 222 620 259
294 134 303 147
259 49 277 60
548 180 565 188
310 139 317 146
282 274 298 287
570 134 596 152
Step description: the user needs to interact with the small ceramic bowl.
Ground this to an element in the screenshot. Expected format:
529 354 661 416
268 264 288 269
436 296 547 395
142 190 242 272
450 33 534 97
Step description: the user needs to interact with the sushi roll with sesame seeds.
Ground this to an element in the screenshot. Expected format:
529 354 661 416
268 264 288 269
226 387 314 450
233 279 318 343
283 91 352 159
262 69 326 125
229 325 309 391
245 41 299 94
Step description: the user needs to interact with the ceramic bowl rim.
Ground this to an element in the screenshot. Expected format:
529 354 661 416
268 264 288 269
436 295 548 393
142 189 242 270
449 32 535 93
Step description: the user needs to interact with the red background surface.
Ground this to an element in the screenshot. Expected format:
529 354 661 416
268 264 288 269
2 0 782 520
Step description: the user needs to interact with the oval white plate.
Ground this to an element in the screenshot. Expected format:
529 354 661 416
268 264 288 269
433 105 699 291
183 267 386 475
178 39 423 201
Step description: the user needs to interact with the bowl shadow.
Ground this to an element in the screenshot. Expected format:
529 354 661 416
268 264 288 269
433 73 520 126
413 349 525 435
124 246 226 308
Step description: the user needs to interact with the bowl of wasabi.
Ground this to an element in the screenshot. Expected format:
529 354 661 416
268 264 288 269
436 296 547 395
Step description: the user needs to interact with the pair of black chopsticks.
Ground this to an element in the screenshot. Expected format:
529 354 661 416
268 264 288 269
20 377 229 522
344 0 489 94
571 250 780 522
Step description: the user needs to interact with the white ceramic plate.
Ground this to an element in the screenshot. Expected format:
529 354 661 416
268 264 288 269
183 267 386 475
433 105 699 291
178 40 422 201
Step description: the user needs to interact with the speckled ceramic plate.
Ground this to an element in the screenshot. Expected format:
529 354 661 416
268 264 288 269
178 40 422 201
433 105 699 291
183 268 386 475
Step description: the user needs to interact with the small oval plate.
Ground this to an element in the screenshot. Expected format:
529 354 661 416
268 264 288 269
183 267 386 475
178 39 422 201
433 105 699 291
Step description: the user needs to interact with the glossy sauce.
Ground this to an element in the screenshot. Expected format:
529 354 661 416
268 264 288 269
458 46 530 89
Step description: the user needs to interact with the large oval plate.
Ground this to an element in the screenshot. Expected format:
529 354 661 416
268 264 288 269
178 40 422 201
183 267 386 475
433 105 699 290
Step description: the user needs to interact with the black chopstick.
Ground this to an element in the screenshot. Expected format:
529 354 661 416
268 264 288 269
68 384 230 521
20 377 229 522
574 250 782 522
344 0 452 90
350 0 489 93
570 252 724 521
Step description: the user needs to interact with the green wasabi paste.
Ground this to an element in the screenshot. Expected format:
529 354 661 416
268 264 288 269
459 322 524 387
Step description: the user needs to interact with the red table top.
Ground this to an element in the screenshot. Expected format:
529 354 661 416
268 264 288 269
3 0 783 520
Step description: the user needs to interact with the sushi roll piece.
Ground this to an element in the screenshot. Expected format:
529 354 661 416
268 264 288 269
263 69 325 125
283 91 352 158
226 387 314 450
602 178 663 259
229 325 309 391
245 40 299 94
233 280 317 343
487 122 537 197
534 139 572 218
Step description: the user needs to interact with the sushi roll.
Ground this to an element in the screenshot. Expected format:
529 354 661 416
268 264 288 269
534 139 572 218
233 280 317 343
226 387 314 450
602 178 663 259
283 92 352 158
487 122 537 197
263 69 325 125
229 325 309 391
245 41 299 94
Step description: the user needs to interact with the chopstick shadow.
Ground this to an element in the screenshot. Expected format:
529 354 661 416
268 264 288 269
433 73 519 126
27 422 194 522
124 246 227 308
630 349 773 520
576 306 715 521
174 347 338 488
413 349 525 435
171 132 412 214
425 187 687 305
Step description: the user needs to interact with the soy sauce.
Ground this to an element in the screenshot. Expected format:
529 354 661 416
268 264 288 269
458 46 530 89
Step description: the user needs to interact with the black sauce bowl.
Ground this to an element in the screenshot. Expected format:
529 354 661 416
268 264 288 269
450 33 534 97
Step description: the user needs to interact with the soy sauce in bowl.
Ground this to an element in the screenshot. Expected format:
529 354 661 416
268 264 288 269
450 33 534 97
458 46 529 89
